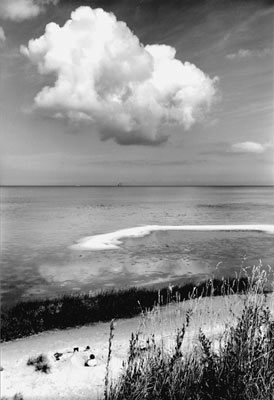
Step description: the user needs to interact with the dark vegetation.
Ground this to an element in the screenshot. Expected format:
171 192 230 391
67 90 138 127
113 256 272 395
104 271 274 400
1 277 249 342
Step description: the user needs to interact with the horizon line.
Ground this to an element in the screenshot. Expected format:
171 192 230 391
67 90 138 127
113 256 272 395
1 184 274 188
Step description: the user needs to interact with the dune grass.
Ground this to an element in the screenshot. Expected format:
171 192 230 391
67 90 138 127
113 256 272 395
26 354 51 374
1 277 250 342
103 267 274 400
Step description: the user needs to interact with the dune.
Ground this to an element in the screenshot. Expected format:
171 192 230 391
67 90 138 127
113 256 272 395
2 293 273 400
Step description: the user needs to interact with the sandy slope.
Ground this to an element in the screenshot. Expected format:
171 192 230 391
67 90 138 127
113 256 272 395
1 294 273 400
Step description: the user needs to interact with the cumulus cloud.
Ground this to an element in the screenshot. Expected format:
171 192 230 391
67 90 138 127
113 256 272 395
0 0 58 21
231 141 271 154
226 48 272 60
21 6 218 145
0 26 6 44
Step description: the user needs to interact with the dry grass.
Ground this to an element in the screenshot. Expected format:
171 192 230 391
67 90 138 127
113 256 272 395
104 266 274 400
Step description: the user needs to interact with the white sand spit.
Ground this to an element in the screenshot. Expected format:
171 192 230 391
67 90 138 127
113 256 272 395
71 224 274 250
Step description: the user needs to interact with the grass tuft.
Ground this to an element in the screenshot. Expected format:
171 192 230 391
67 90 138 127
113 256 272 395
26 354 51 374
104 319 115 400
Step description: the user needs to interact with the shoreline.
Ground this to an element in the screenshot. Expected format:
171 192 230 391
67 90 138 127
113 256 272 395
1 277 251 342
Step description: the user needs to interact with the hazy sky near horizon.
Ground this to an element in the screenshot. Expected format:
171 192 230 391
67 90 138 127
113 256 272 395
0 0 273 185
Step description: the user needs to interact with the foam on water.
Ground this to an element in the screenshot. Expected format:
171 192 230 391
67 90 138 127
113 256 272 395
71 224 274 251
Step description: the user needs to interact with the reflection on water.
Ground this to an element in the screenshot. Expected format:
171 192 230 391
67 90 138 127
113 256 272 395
2 230 273 307
1 187 274 307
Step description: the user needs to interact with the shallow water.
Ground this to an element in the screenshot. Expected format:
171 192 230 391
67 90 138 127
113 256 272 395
1 186 274 307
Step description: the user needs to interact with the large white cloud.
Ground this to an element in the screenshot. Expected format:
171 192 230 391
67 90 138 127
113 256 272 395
0 0 58 21
21 6 218 145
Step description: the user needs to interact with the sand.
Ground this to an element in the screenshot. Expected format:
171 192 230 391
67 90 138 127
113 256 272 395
71 224 274 250
1 293 273 400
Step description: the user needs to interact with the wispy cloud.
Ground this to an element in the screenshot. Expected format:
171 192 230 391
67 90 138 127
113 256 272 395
219 100 273 119
0 0 58 21
226 48 272 60
231 141 272 154
215 7 274 52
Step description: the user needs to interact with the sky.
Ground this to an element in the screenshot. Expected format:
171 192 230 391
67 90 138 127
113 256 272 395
0 0 273 185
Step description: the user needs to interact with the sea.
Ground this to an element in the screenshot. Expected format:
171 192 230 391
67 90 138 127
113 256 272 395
1 186 274 308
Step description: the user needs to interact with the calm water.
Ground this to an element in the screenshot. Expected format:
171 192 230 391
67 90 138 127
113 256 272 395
1 186 274 307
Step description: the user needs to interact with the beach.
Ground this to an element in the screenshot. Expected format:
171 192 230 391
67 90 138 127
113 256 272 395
4 293 272 400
